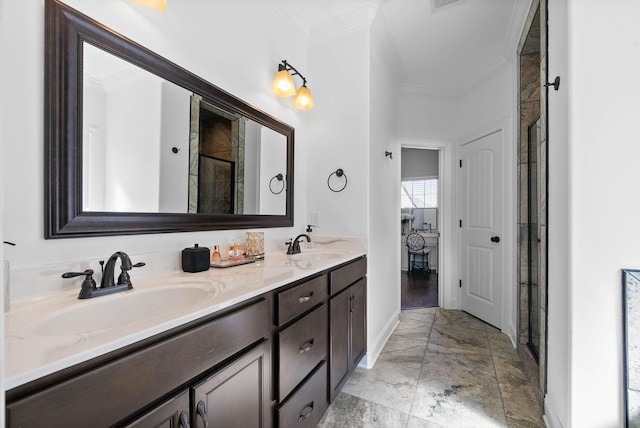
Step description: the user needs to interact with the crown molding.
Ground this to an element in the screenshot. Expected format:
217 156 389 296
267 2 309 45
399 83 458 101
504 0 535 62
308 3 379 47
456 57 512 96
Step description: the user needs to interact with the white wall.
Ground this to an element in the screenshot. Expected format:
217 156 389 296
243 121 261 214
0 0 309 269
306 18 370 237
367 10 402 365
159 81 190 212
259 127 287 215
546 0 570 426
105 76 162 211
544 1 640 427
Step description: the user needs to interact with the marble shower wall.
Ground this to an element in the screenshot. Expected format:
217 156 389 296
516 0 548 406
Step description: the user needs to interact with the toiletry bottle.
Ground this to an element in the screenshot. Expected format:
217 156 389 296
211 245 221 262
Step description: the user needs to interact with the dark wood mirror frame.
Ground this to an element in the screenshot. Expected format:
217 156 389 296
44 0 294 239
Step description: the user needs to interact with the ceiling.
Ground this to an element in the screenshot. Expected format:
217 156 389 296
280 0 531 98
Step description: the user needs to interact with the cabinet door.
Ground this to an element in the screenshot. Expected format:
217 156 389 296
192 341 271 428
124 391 190 428
349 278 367 371
329 288 350 402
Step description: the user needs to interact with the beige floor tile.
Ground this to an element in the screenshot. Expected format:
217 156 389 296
323 308 544 427
342 359 421 414
318 393 410 428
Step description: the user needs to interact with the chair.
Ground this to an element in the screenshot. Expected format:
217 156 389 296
406 232 431 275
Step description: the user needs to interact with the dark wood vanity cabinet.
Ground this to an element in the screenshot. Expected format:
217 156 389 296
127 341 271 428
329 258 367 402
6 298 271 428
5 256 367 428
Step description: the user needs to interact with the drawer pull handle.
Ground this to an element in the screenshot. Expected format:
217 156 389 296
298 401 314 423
196 400 208 428
179 410 191 428
298 292 314 303
298 340 314 354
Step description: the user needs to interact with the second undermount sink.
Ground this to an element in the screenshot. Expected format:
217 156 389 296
290 250 346 263
34 281 225 336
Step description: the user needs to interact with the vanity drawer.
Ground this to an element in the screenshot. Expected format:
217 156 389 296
277 303 327 400
330 257 367 296
277 362 328 428
276 274 327 326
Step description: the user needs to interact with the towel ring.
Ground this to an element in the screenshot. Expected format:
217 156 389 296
327 168 348 192
269 173 285 194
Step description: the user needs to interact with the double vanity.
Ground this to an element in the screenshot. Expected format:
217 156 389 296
4 241 367 427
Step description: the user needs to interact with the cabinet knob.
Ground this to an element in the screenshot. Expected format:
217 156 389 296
298 401 314 423
179 410 191 428
298 340 314 355
196 401 208 428
298 292 313 304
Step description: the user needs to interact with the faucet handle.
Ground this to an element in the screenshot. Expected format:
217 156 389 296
62 269 98 299
62 269 94 279
117 261 145 288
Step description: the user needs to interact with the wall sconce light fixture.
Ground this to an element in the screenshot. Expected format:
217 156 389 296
271 60 315 110
133 0 166 12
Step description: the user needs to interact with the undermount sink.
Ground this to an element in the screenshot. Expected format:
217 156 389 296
34 281 224 336
290 250 346 263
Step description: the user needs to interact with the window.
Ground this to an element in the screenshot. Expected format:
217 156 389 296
401 179 438 208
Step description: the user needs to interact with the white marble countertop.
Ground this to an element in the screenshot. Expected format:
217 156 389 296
4 237 366 391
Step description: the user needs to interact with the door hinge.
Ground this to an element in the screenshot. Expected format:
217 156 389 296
459 219 462 228
459 159 462 168
459 279 462 288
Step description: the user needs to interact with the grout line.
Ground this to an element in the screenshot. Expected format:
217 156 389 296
487 324 511 427
404 308 439 427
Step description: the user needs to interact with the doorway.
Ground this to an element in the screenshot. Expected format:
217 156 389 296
400 147 440 310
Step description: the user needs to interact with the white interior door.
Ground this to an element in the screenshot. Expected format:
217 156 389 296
460 130 503 328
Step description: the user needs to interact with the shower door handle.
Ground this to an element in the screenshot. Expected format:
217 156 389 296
490 236 500 243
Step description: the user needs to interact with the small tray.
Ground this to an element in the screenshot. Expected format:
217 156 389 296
210 256 256 269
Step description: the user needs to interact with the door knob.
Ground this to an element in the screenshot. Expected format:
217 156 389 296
491 236 500 243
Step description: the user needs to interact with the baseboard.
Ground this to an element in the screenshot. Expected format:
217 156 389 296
360 309 400 369
505 321 518 348
543 397 564 428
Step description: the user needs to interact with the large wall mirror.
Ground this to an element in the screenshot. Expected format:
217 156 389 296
45 0 294 238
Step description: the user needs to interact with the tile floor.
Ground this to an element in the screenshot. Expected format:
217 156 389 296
318 308 545 428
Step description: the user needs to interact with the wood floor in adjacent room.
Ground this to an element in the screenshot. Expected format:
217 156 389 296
401 270 438 310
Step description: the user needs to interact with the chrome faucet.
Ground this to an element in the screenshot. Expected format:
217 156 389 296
286 234 311 255
62 251 145 299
